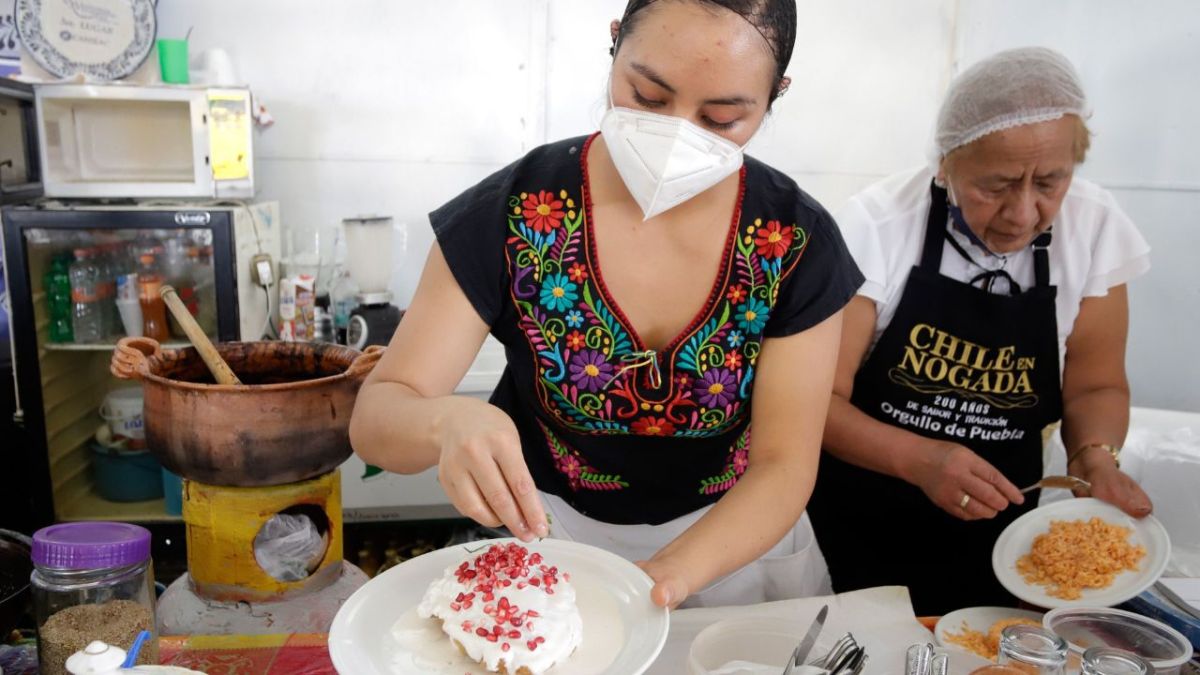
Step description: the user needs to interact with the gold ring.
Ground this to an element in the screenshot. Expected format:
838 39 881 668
959 493 971 510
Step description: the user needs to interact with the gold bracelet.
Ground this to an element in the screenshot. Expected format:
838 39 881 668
1068 442 1121 468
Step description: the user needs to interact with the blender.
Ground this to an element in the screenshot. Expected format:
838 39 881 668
342 216 403 349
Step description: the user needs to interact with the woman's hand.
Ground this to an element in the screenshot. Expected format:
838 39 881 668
1070 447 1153 517
436 400 548 541
903 440 1025 520
635 556 693 610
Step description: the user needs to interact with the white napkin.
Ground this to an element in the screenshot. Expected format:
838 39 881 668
706 662 827 675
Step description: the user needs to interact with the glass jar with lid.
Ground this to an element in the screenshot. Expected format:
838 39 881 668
998 624 1068 675
1081 647 1153 675
31 522 158 675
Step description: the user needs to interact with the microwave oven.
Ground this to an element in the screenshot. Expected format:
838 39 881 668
34 84 255 199
0 78 43 203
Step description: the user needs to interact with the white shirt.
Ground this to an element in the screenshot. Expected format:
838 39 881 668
837 166 1151 368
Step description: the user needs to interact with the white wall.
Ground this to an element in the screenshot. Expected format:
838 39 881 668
156 0 1200 411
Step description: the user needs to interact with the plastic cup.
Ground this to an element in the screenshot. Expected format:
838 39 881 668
157 39 190 84
162 470 183 516
117 298 144 337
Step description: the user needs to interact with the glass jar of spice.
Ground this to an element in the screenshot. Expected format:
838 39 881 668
31 522 158 675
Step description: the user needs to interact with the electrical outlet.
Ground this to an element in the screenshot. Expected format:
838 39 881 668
251 253 275 287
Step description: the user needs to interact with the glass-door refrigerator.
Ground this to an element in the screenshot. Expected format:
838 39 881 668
2 202 280 530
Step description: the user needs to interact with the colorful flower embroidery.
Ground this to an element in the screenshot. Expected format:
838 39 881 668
539 273 578 312
522 190 566 233
735 297 770 333
755 220 794 259
631 417 676 436
540 420 628 491
565 330 586 350
504 144 811 461
569 349 614 392
699 428 751 495
694 368 737 409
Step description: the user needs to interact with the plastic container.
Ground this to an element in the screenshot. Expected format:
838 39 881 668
31 523 158 675
1043 607 1192 675
99 388 145 449
161 470 183 517
90 444 163 502
687 616 813 675
342 216 394 293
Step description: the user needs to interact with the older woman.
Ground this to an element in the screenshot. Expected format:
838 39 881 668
807 47 1153 614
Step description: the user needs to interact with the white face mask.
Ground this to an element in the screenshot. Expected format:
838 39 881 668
600 86 750 220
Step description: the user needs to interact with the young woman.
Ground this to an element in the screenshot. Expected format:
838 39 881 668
351 0 863 608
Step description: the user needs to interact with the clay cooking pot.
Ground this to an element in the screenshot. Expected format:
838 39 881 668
111 338 383 487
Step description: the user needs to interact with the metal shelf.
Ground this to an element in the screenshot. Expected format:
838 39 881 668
57 487 180 523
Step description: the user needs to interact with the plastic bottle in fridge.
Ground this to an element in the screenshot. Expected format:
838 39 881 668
68 248 103 343
96 242 120 339
43 253 74 343
137 251 171 342
190 245 218 336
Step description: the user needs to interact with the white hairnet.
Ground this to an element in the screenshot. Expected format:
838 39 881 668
935 47 1090 158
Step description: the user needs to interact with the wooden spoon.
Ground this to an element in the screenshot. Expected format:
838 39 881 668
160 285 242 385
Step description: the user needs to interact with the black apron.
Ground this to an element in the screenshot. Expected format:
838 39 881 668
808 182 1064 615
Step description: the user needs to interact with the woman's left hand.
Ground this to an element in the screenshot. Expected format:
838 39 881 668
1071 449 1153 517
635 557 692 610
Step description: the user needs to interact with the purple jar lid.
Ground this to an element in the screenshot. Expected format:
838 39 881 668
32 522 152 570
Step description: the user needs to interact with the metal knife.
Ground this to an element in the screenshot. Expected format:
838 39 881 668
793 604 829 666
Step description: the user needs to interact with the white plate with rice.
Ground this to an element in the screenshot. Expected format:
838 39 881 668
935 606 1045 660
992 498 1171 609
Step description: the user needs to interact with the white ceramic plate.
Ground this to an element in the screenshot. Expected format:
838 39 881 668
992 498 1171 609
329 537 669 675
934 606 1045 659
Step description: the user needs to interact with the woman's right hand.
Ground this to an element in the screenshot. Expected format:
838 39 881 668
903 440 1025 520
436 400 549 542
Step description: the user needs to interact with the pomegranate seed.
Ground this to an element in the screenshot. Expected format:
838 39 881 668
501 643 510 652
536 636 545 644
507 630 521 639
530 578 540 587
517 582 527 590
527 641 539 651
475 627 489 637
526 610 540 617
449 602 461 612
486 634 498 642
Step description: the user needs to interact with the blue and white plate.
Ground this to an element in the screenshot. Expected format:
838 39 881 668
15 0 156 80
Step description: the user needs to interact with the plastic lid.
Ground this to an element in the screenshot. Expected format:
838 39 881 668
1043 607 1191 668
32 522 152 570
65 640 127 674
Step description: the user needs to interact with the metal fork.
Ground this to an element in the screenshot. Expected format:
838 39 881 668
810 634 858 668
1018 474 1091 494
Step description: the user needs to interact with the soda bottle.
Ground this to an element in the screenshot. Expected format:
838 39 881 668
43 253 74 343
137 251 170 341
68 248 103 343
